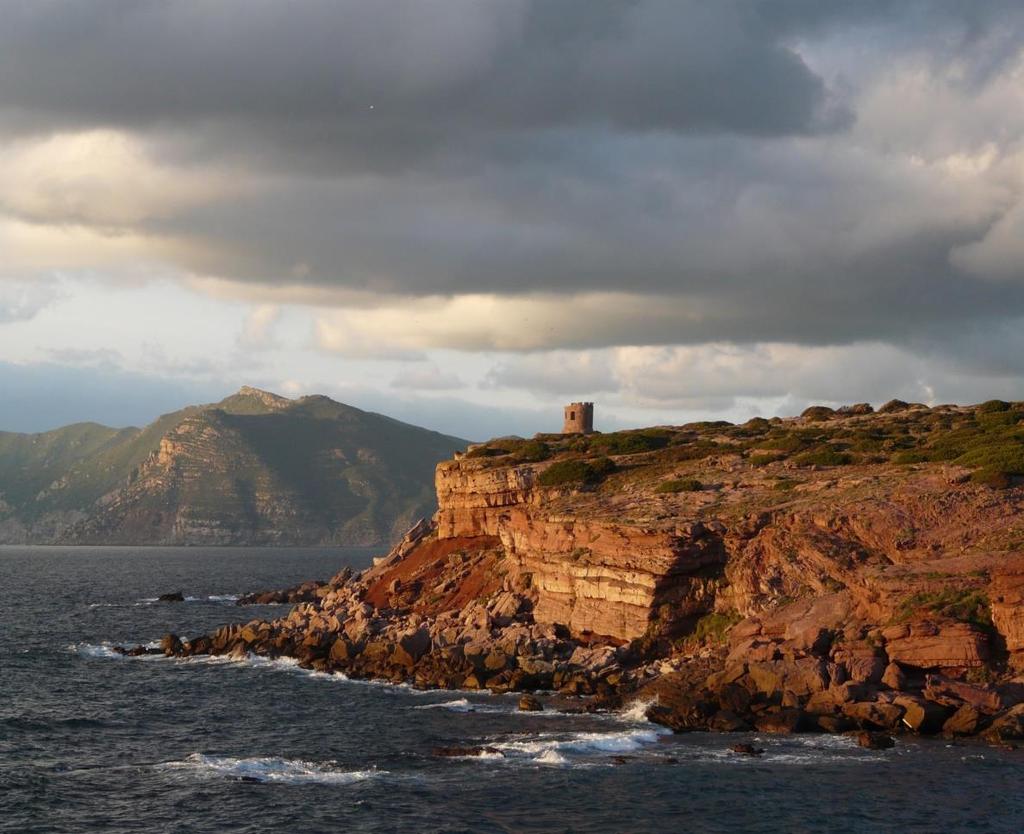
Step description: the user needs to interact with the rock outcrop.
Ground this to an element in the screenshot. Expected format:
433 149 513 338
136 400 1024 740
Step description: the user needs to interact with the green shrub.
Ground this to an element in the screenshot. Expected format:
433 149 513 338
879 399 911 413
693 611 742 644
978 411 1021 429
893 450 930 464
978 399 1011 414
897 589 992 628
655 478 703 493
538 456 616 487
743 417 772 432
793 448 853 467
513 440 551 462
773 479 799 492
971 468 1013 490
801 405 836 421
466 445 509 458
589 430 671 456
762 434 810 452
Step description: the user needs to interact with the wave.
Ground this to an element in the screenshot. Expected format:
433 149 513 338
157 753 383 785
488 726 669 765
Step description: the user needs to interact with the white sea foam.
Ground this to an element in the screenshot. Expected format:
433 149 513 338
158 753 382 785
490 727 666 764
70 642 125 659
618 698 657 723
415 698 476 712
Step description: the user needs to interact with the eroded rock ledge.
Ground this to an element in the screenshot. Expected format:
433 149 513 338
139 402 1024 742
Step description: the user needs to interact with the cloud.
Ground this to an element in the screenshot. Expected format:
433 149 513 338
3 0 1024 426
0 278 61 324
390 364 463 391
239 304 281 350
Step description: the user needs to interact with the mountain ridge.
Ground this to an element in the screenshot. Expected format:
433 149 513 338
0 387 468 546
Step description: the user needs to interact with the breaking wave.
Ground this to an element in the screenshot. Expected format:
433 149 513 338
157 753 383 785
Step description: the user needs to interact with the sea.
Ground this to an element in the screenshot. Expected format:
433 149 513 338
2 546 1023 834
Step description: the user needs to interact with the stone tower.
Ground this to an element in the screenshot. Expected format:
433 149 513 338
562 402 594 434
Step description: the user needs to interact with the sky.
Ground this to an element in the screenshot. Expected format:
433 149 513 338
3 1 1024 440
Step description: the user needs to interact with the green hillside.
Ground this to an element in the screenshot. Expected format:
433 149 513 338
0 388 467 546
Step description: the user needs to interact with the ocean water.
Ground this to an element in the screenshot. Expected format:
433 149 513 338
2 547 1024 834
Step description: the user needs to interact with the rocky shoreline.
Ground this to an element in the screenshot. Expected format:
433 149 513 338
118 402 1024 748
120 528 1024 748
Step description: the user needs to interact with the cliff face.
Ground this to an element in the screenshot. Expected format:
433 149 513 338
0 387 467 546
433 459 724 640
398 400 1024 674
154 399 1024 742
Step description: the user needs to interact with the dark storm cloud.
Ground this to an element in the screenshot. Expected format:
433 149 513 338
0 0 846 150
3 0 1024 353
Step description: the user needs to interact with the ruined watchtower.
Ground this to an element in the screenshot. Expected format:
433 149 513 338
562 402 594 434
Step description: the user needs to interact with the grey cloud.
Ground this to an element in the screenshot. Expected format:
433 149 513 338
0 0 846 154
3 1 1024 357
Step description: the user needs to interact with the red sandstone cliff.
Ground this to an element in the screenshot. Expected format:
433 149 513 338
153 400 1024 741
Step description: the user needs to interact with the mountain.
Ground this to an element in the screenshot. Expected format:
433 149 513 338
0 387 468 546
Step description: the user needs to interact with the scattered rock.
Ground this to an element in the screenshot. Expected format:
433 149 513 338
157 591 184 602
433 746 502 758
730 744 765 756
518 694 543 712
855 731 895 750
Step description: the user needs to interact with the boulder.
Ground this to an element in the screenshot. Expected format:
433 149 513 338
842 701 904 731
885 622 988 669
157 591 184 603
518 694 544 712
160 633 183 656
923 676 1003 714
856 731 895 750
754 708 802 734
982 704 1024 742
730 744 765 756
943 704 982 737
893 695 948 734
881 662 907 691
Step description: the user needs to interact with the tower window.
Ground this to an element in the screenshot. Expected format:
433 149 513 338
570 411 575 420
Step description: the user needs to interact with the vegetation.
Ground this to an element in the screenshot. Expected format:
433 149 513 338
538 457 616 487
692 610 743 644
655 478 703 494
897 589 992 629
793 448 853 467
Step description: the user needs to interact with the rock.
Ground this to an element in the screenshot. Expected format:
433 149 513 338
923 676 1003 714
754 708 802 734
518 694 543 712
160 633 183 656
433 746 503 758
885 622 989 669
816 715 853 733
730 744 765 756
710 710 751 732
881 662 907 690
157 591 184 602
943 705 983 737
855 731 895 750
893 695 948 734
982 704 1024 742
842 702 904 731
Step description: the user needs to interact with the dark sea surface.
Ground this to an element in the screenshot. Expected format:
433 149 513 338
3 546 1024 834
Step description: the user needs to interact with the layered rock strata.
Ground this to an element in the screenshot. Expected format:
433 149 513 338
139 402 1024 742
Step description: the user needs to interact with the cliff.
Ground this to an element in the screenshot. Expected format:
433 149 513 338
0 387 467 546
150 399 1024 742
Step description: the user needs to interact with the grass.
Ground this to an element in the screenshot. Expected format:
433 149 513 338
692 611 743 644
793 448 853 467
897 589 992 628
655 478 703 494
